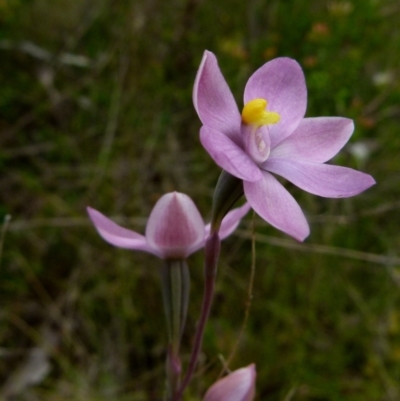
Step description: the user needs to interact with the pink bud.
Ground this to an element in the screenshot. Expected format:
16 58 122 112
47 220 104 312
145 192 204 258
87 192 250 259
203 364 256 401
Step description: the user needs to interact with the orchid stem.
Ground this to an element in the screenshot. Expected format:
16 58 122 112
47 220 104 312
162 260 190 400
175 232 221 401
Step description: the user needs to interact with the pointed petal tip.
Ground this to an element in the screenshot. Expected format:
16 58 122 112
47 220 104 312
278 217 310 242
203 49 214 58
86 206 152 253
366 174 376 187
87 206 100 228
265 159 376 199
201 50 217 63
86 205 102 222
295 225 310 242
346 172 376 197
194 51 242 143
246 363 256 376
193 50 217 109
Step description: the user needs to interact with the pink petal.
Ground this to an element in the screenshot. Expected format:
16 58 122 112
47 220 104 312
264 158 376 198
270 117 354 163
204 203 251 240
145 192 205 259
244 58 307 148
203 364 256 401
193 51 242 145
243 172 309 241
87 207 152 253
200 126 263 182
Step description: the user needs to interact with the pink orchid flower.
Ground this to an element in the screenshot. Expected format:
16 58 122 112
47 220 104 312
203 364 256 401
87 192 250 260
193 51 375 241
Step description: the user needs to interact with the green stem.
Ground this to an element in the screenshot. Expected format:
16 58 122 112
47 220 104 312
161 260 190 400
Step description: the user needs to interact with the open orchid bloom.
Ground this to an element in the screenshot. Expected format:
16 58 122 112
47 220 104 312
203 364 256 401
87 192 250 260
193 51 375 241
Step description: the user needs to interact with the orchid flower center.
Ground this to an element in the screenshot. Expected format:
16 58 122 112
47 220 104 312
240 98 280 164
241 98 280 127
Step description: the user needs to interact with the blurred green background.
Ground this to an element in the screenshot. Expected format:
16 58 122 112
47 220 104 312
1 0 400 400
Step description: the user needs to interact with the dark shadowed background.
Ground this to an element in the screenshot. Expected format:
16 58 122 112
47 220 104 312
1 0 400 399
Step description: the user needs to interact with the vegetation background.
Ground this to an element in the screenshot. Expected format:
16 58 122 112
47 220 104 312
1 0 400 399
